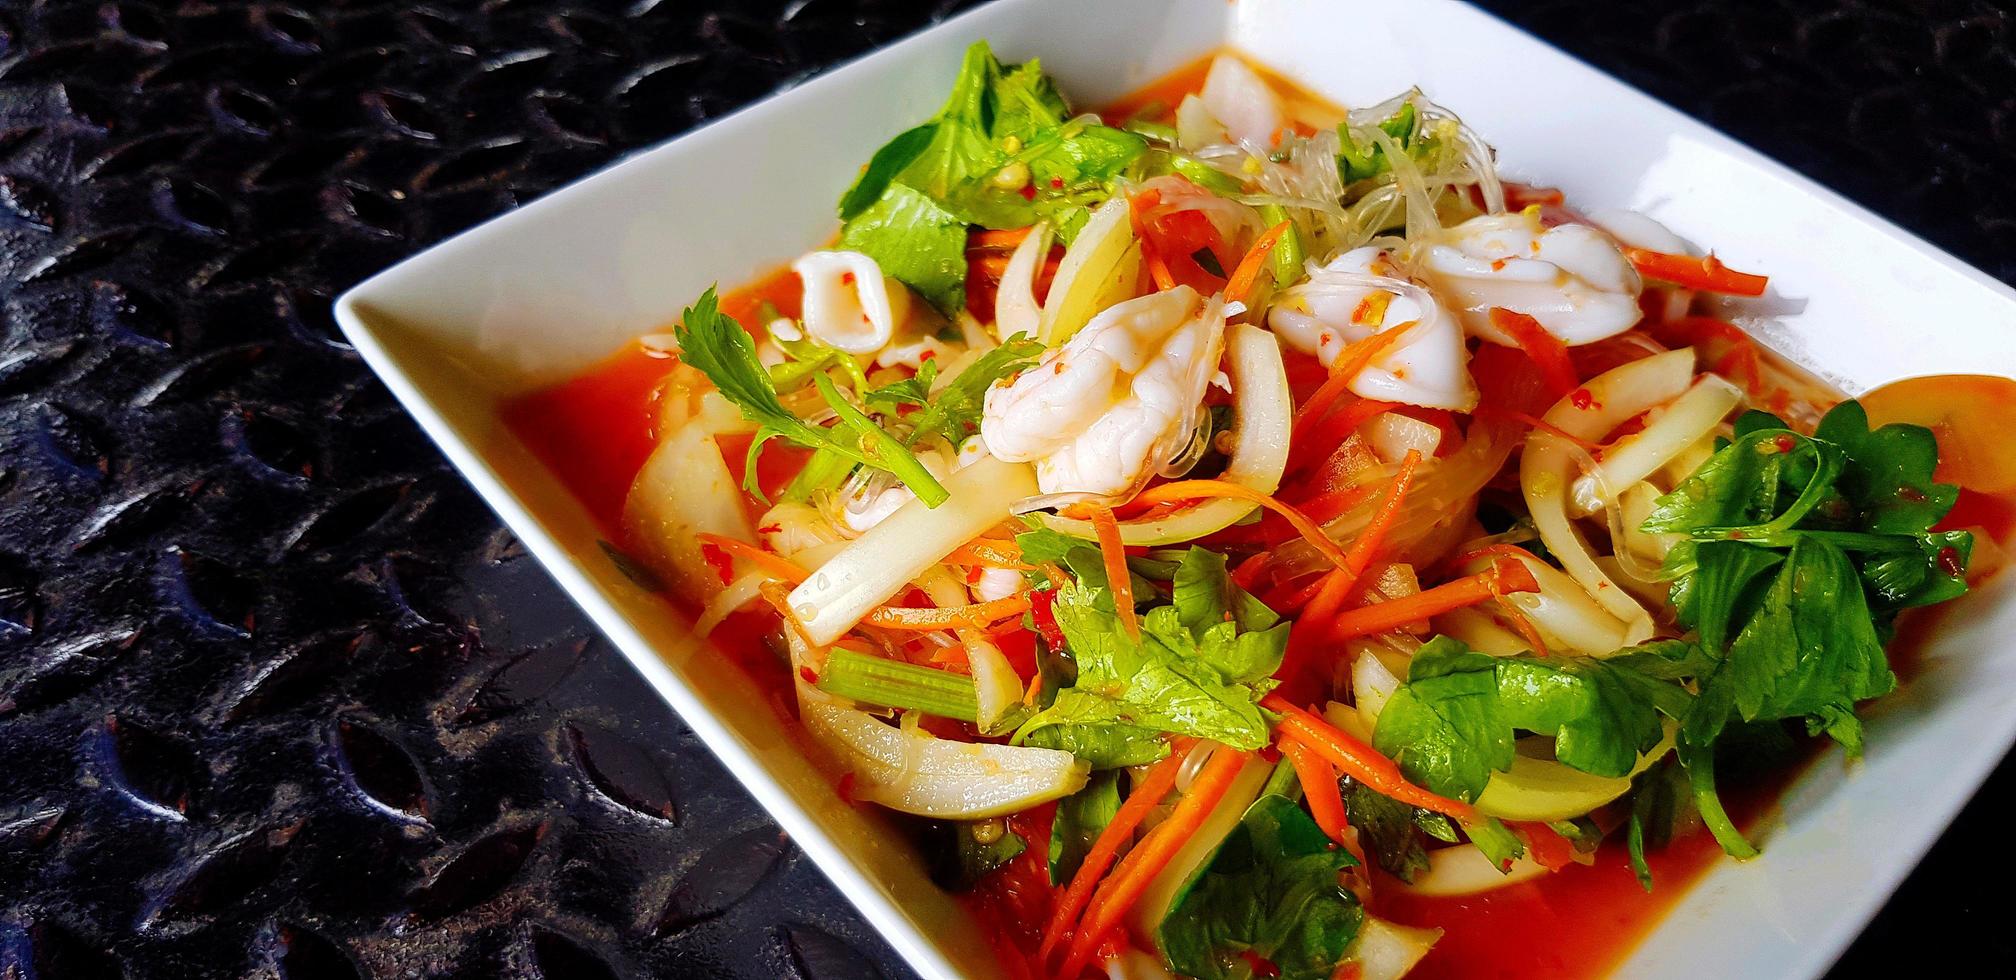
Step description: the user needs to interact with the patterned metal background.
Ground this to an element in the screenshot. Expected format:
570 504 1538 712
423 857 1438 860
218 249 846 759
0 1 2007 977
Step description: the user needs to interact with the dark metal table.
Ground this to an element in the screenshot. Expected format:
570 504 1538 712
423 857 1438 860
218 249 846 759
1 1 2008 976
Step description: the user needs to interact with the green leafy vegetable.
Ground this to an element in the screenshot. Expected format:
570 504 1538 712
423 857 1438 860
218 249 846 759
1014 548 1288 760
1370 637 1690 803
864 337 1043 448
926 819 1027 891
1158 795 1364 980
671 287 948 505
1049 770 1122 885
835 42 1146 311
1341 777 1430 883
1640 398 1971 856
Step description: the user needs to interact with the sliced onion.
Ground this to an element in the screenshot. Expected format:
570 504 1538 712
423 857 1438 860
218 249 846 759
1519 349 1695 640
1431 606 1531 656
798 691 1088 818
693 571 768 637
1459 552 1630 657
1040 195 1143 346
1401 843 1551 897
1351 652 1403 733
1475 729 1674 822
1127 753 1274 945
1350 916 1443 980
787 456 1038 646
963 631 1024 731
1040 323 1290 545
621 422 756 603
1569 374 1743 516
994 221 1054 342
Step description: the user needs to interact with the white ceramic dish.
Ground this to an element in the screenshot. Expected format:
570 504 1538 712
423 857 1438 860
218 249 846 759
334 1 2016 976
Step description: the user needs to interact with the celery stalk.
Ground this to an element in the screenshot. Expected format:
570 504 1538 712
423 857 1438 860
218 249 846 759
817 648 979 722
1258 204 1304 288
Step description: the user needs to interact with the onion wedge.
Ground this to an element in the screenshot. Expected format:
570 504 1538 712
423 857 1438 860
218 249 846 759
1518 349 1695 639
797 689 1088 818
1042 322 1290 545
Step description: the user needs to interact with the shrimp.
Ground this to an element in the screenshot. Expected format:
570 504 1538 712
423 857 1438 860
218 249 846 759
1419 210 1643 346
981 286 1226 497
1269 247 1478 412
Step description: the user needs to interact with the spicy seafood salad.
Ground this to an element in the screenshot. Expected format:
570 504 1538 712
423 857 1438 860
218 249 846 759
509 43 2010 980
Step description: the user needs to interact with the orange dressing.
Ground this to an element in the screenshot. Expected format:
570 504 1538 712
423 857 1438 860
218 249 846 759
497 51 2008 980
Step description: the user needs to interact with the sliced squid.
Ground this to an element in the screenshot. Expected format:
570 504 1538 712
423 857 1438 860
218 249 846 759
982 286 1226 496
791 250 914 355
1268 247 1478 412
1421 211 1643 346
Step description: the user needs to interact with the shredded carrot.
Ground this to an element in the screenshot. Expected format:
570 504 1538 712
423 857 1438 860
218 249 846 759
1488 308 1578 400
943 539 1030 570
1128 190 1178 292
1624 247 1769 296
695 532 810 584
1287 398 1401 474
970 226 1035 250
1263 696 1476 821
1059 747 1250 979
863 593 1032 631
1281 738 1365 867
1225 220 1293 305
1039 750 1186 965
1297 481 1380 526
1133 479 1350 571
1087 503 1140 641
1290 327 1415 459
1230 552 1271 592
1326 558 1539 641
1276 451 1422 700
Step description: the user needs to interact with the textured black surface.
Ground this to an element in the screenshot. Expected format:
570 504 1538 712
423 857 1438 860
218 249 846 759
0 1 2009 978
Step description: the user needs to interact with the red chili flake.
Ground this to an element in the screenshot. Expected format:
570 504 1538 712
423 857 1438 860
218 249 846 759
1257 743 1282 763
1240 951 1281 978
799 666 819 685
1569 388 1598 410
1773 434 1798 453
965 564 984 585
1491 258 1508 271
757 523 780 534
836 772 858 805
1727 530 1747 540
919 348 937 362
1939 546 1965 577
840 271 855 285
699 542 734 586
1049 176 1065 189
1018 184 1037 200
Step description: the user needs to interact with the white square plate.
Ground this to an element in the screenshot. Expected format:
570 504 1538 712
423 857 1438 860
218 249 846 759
334 1 2016 976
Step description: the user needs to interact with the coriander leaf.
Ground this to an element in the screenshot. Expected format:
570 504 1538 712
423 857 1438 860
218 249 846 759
898 336 1043 445
838 182 969 315
1341 777 1430 883
1642 428 1843 539
1724 537 1894 747
1861 530 1972 610
894 41 1004 201
1732 409 1789 440
1372 636 1689 801
1014 572 1286 757
1022 717 1170 768
1159 795 1365 980
1813 400 1958 535
1049 769 1121 885
1370 639 1511 802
